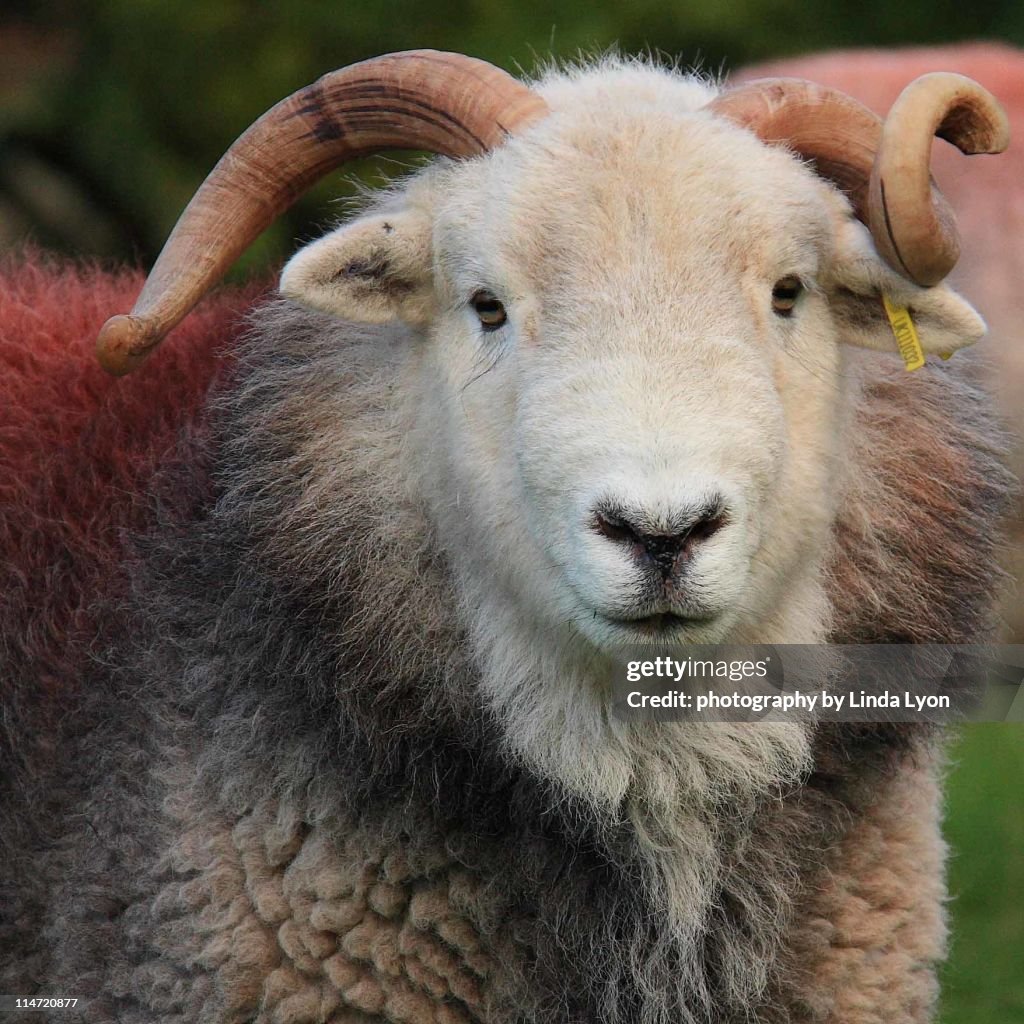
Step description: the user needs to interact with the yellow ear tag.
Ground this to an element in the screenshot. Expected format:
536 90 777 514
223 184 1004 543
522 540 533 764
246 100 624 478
882 296 926 371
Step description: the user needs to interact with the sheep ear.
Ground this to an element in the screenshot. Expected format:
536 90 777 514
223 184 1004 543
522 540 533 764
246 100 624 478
279 210 434 325
826 218 986 360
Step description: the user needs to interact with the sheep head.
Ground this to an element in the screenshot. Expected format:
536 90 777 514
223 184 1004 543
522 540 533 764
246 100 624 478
95 52 1009 653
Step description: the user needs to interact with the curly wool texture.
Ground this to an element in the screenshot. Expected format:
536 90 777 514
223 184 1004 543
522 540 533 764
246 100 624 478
146 793 511 1024
77 753 943 1024
775 755 948 1024
0 269 1014 1023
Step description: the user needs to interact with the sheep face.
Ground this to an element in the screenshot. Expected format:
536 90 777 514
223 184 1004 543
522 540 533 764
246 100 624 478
281 67 987 658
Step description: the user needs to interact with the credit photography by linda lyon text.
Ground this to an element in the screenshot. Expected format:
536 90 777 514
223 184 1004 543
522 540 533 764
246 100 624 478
623 689 951 713
610 646 1024 723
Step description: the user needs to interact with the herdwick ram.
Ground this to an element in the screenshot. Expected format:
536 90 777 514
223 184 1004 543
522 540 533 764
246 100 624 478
0 50 1015 1024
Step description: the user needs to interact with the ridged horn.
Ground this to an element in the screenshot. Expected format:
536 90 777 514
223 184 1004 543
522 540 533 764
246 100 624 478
868 72 1009 286
705 73 1008 286
96 50 548 375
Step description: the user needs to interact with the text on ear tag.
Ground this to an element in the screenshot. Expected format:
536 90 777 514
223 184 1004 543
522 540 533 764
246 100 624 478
882 296 926 372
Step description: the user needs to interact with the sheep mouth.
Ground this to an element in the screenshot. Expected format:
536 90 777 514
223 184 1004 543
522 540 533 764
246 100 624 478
603 611 717 633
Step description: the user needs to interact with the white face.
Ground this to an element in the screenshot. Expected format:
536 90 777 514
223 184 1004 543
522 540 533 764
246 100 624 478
280 70 986 658
416 112 846 651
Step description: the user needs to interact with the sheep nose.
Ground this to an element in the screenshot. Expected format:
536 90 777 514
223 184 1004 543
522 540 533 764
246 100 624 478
591 499 728 575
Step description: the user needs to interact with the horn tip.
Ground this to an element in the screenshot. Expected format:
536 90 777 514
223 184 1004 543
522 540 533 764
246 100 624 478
96 314 160 376
989 111 1011 155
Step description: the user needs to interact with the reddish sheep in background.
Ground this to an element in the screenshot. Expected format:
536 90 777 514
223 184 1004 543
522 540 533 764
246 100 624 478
0 258 261 761
739 42 1024 638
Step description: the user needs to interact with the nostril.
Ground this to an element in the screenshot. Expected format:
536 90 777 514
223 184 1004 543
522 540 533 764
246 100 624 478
592 508 641 546
688 508 728 544
591 499 729 574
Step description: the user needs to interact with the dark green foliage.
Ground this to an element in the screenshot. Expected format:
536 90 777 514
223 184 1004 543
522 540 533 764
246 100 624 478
2 0 1022 268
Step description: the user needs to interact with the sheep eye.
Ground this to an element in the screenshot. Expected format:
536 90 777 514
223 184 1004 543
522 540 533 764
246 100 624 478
470 289 507 331
771 276 803 317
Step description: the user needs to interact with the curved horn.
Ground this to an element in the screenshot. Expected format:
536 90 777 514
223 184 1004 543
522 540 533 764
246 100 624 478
868 72 1009 286
96 50 548 375
705 78 884 204
706 73 1008 286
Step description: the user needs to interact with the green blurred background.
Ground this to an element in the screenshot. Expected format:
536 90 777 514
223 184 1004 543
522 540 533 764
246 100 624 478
5 0 1024 271
1 3 1021 1022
